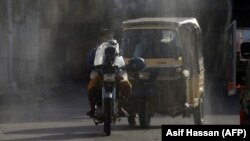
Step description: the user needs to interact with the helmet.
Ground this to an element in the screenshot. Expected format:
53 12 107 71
126 57 145 72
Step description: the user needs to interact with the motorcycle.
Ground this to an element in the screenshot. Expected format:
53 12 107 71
90 45 145 135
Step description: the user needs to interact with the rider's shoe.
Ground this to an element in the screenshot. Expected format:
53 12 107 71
118 107 128 117
86 109 95 117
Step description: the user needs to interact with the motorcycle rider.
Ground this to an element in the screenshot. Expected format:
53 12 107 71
85 29 132 117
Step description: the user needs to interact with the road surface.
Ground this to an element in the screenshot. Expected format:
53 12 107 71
0 84 240 141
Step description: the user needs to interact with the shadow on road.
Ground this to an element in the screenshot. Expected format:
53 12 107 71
2 125 160 141
1 133 103 141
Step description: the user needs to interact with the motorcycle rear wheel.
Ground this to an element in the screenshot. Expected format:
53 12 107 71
104 98 112 136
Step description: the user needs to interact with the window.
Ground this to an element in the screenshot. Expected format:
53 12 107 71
121 29 180 58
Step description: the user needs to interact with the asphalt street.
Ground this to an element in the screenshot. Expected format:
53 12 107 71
0 83 240 141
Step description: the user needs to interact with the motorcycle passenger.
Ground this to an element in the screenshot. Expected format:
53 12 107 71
85 29 132 117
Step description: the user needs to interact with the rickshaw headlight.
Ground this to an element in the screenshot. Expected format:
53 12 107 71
182 69 190 78
139 72 151 80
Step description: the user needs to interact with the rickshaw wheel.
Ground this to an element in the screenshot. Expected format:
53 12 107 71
240 109 246 125
128 113 137 127
240 110 250 125
138 100 151 128
127 95 137 127
193 94 205 125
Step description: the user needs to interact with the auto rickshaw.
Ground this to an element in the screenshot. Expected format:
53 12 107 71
120 17 205 127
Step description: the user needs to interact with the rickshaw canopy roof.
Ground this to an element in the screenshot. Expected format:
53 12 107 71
122 17 201 31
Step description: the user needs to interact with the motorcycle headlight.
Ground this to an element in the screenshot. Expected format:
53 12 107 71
103 74 115 82
139 72 151 80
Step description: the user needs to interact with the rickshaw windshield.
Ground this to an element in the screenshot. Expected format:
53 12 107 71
121 29 180 58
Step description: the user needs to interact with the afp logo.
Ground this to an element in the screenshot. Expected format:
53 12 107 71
222 129 247 139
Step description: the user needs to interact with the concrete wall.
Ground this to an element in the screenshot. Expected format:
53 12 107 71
0 0 232 93
0 0 51 89
0 0 110 91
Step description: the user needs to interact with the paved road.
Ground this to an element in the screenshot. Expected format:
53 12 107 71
0 84 241 141
0 115 239 141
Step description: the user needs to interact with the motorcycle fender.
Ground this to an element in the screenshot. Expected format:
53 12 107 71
102 86 116 99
